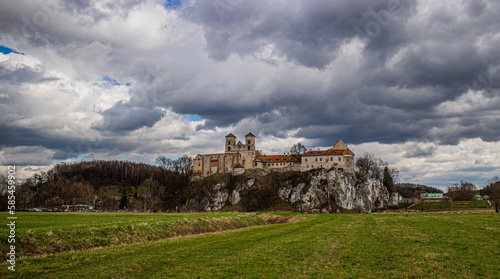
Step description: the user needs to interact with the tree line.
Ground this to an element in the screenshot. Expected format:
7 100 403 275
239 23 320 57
0 158 192 212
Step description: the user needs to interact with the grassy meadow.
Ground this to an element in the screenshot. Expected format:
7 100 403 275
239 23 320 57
1 211 499 278
408 200 493 212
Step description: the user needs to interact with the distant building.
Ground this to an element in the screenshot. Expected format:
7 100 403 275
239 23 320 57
193 132 355 177
255 154 301 169
300 140 355 172
420 193 444 199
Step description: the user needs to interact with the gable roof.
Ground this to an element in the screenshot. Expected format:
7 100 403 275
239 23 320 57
226 133 236 138
232 163 244 168
245 132 255 137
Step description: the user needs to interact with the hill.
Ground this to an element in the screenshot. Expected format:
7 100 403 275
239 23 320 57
395 183 443 198
10 161 396 213
8 160 188 211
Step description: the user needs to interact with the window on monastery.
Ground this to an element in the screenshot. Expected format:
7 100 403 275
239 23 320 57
315 158 318 162
320 158 322 162
339 158 341 161
238 145 241 148
346 158 349 162
305 159 308 162
248 146 250 150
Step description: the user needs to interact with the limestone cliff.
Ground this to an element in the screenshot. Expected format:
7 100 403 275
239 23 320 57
186 169 397 213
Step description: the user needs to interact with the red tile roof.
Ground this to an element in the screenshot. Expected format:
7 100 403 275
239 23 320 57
301 150 341 156
232 163 244 168
301 148 354 156
256 154 300 163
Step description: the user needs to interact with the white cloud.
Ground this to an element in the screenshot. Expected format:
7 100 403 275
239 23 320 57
352 138 500 189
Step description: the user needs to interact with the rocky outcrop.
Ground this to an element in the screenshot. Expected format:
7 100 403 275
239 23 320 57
278 169 393 213
186 169 396 213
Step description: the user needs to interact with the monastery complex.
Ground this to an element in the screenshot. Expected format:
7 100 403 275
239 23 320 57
193 132 355 177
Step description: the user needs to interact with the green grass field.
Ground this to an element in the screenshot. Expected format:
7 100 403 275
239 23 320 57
0 212 266 257
408 200 494 212
1 212 499 278
2 211 245 231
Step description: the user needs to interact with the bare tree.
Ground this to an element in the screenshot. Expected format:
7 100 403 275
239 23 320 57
99 187 119 211
82 183 96 208
139 178 164 212
177 155 193 176
16 183 34 210
156 156 172 169
156 155 192 175
290 143 307 154
355 153 389 180
447 181 476 201
388 167 400 183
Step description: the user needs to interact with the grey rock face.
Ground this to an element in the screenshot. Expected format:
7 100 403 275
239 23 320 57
278 169 392 213
229 178 255 205
188 169 393 213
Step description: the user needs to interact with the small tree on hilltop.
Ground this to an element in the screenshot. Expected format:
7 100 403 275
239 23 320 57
290 143 307 154
356 153 389 180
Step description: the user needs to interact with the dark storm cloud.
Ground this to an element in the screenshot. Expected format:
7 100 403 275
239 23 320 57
183 0 417 68
93 101 166 134
0 122 151 163
173 0 500 146
0 125 93 162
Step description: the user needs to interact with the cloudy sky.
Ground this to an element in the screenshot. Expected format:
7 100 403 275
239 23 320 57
0 0 499 189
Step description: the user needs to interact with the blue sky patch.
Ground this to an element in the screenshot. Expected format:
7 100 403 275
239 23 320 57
183 114 202 121
102 75 131 86
0 45 23 55
118 155 129 160
164 0 182 9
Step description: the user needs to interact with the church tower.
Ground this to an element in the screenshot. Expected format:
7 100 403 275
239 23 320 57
225 133 236 152
245 132 255 151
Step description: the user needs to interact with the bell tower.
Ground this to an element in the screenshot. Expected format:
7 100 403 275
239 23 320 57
245 132 255 151
225 133 236 152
